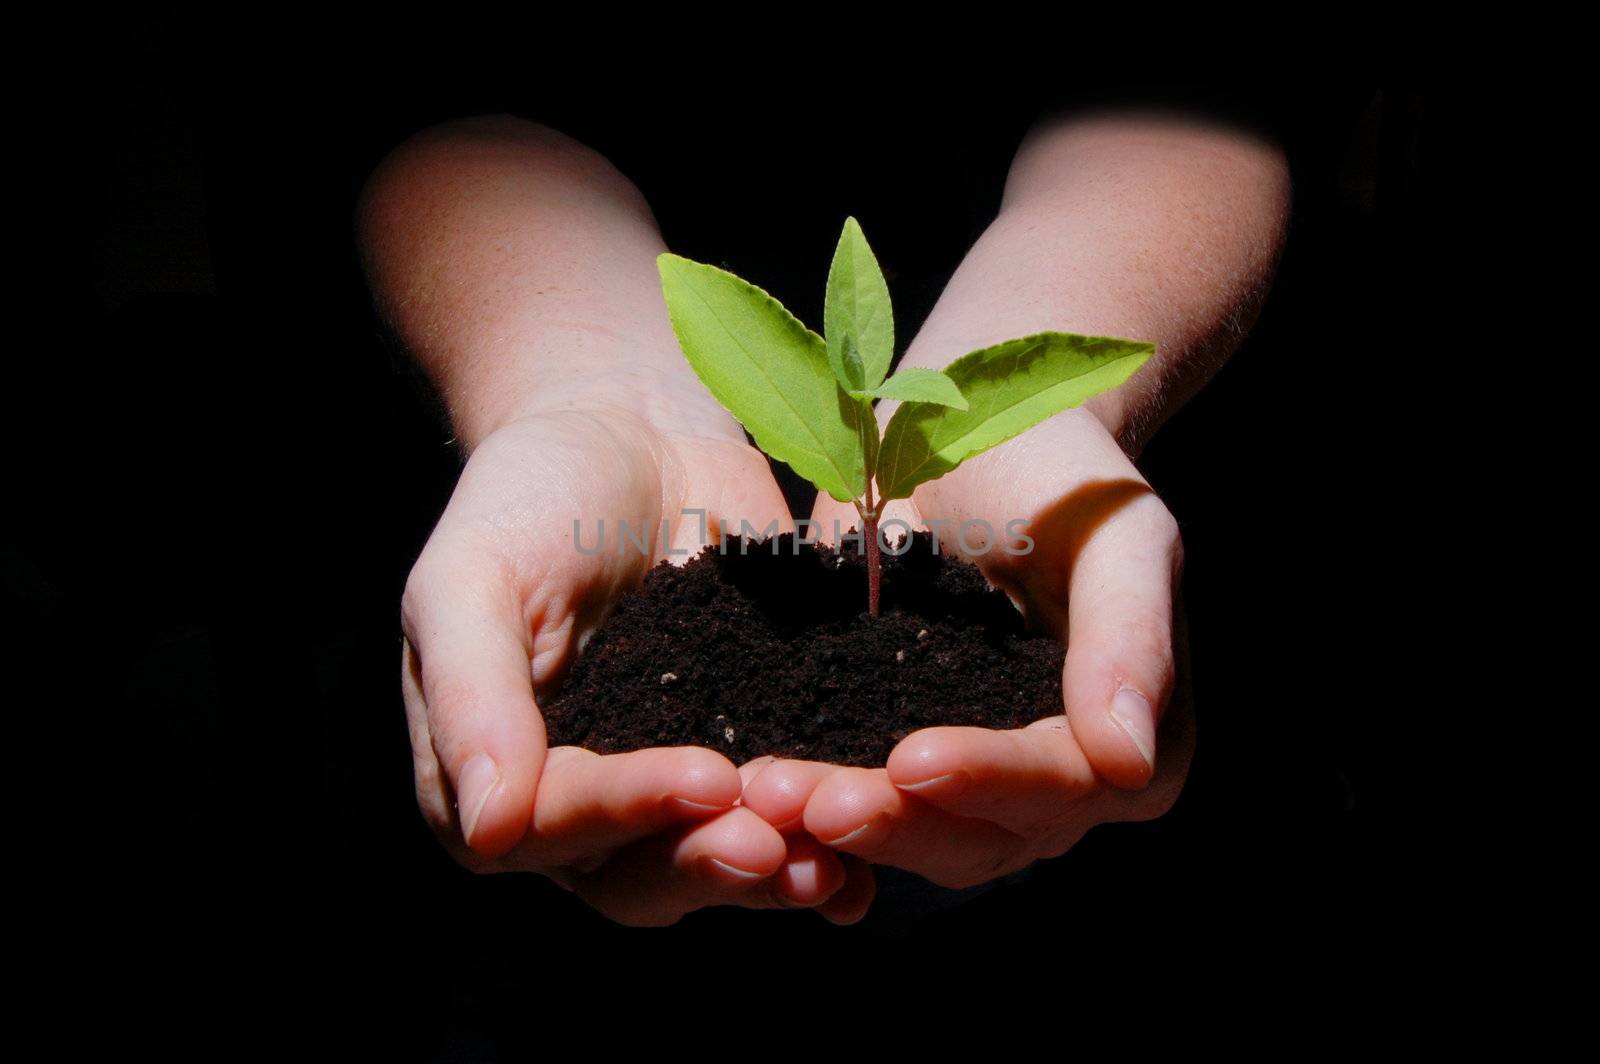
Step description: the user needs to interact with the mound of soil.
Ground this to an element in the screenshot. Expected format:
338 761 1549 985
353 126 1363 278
541 532 1063 767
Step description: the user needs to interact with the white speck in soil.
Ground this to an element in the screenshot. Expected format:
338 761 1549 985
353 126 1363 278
896 649 906 662
916 629 929 641
724 726 736 743
660 672 678 684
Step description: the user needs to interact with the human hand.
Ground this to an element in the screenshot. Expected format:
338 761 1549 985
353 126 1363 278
360 113 887 924
401 404 873 925
775 405 1191 887
742 105 1286 890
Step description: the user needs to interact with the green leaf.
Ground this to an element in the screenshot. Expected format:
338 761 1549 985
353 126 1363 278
841 336 866 393
659 254 868 502
853 367 968 410
824 217 894 393
876 332 1153 500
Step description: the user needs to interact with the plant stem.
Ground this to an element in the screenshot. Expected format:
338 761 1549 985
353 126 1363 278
865 510 881 618
861 480 881 618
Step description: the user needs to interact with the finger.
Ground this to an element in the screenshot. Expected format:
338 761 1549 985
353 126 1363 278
817 856 877 925
521 746 742 865
401 638 455 839
674 806 789 888
572 807 787 927
737 755 776 791
884 721 1098 836
402 555 545 859
741 759 840 833
672 439 800 547
1061 494 1182 789
803 767 1024 890
764 835 847 908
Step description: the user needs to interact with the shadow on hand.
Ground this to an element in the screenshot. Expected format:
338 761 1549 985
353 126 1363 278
978 477 1154 636
981 477 1197 810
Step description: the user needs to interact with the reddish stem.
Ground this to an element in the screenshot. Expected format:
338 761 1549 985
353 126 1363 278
864 511 881 618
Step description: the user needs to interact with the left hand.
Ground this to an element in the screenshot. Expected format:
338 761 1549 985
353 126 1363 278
751 406 1193 888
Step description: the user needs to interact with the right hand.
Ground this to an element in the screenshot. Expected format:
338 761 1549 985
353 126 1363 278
401 403 875 926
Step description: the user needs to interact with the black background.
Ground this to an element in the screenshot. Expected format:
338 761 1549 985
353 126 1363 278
29 79 1423 1045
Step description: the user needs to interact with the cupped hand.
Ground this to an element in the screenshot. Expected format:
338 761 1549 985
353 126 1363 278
401 402 872 925
774 405 1193 888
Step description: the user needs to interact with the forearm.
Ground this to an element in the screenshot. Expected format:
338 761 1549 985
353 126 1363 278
902 110 1290 453
357 115 725 449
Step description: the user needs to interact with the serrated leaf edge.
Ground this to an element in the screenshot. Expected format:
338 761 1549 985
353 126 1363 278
659 253 865 500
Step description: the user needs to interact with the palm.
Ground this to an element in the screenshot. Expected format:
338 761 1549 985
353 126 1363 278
445 409 790 692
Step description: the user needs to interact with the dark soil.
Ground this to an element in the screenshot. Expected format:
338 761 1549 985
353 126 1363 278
541 532 1064 767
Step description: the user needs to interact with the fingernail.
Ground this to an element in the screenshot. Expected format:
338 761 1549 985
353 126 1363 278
821 823 873 847
820 815 891 851
707 858 766 881
898 771 968 796
666 796 729 815
1111 687 1156 770
457 753 501 846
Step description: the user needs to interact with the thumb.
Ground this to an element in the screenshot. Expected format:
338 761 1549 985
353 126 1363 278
1061 497 1182 789
402 555 546 858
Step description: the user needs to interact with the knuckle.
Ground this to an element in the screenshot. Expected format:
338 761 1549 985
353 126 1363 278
423 673 483 736
400 555 443 637
1149 502 1181 546
1085 608 1175 693
403 538 496 638
1122 496 1183 567
1131 493 1179 540
1122 611 1175 668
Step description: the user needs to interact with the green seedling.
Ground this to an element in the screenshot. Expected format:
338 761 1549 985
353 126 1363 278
658 218 1153 617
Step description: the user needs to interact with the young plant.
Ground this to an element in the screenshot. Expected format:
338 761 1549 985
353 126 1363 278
658 218 1153 617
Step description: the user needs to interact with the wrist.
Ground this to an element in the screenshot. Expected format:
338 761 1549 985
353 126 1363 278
450 357 745 453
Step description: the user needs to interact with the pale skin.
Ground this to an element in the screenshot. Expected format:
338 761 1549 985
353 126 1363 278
359 109 1288 922
788 111 1288 885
